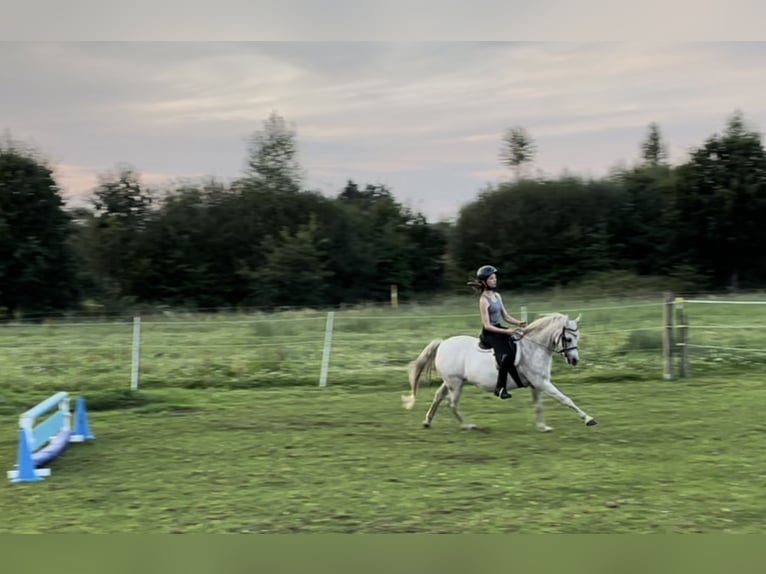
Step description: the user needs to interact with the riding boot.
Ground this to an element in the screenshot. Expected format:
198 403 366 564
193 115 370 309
507 361 525 389
494 354 512 399
506 342 525 389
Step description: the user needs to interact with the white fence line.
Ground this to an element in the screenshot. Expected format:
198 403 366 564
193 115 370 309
0 300 668 389
677 325 766 330
333 365 406 375
684 299 766 305
0 301 663 330
0 321 134 328
586 326 664 335
670 295 766 379
139 316 329 326
684 343 766 354
5 296 766 389
0 341 318 352
533 302 662 312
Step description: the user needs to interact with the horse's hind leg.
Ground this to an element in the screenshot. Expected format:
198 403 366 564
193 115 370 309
446 378 476 430
423 382 450 428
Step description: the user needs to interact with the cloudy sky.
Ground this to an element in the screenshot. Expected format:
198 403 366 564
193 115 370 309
2 40 766 221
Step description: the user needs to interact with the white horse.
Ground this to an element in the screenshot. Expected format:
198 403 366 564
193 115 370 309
401 312 597 432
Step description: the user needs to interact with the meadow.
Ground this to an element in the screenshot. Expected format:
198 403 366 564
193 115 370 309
1 284 766 533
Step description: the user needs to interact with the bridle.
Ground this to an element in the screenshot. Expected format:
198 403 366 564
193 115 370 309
513 323 579 356
555 325 579 356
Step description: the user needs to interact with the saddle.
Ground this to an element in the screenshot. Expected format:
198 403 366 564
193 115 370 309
478 330 523 349
477 330 524 370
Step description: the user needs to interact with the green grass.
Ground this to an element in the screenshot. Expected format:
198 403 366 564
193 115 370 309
2 381 766 533
1 286 766 532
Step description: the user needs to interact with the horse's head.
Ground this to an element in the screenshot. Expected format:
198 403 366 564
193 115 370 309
524 312 582 365
555 313 581 366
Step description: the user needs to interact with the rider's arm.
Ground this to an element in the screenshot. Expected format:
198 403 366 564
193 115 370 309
499 294 526 327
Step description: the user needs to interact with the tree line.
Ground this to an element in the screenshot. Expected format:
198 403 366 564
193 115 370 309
2 110 766 317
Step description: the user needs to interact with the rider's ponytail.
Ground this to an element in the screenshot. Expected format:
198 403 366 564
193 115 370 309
466 279 485 294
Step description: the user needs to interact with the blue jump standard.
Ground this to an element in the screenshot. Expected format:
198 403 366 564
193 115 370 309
7 393 95 483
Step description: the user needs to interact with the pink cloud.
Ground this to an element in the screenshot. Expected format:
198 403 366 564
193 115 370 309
52 163 209 206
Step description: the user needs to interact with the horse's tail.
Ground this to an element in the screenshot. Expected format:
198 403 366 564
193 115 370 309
402 339 442 410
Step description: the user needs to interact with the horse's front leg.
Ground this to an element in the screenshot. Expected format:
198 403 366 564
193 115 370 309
541 380 598 426
531 386 553 432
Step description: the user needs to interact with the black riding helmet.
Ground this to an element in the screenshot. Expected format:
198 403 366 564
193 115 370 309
476 265 497 281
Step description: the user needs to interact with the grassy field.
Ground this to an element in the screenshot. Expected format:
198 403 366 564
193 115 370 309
1 286 766 533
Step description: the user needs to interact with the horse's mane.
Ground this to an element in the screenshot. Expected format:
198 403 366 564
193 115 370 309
522 312 569 341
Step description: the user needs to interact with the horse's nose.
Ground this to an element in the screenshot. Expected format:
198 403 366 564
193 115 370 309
571 357 579 366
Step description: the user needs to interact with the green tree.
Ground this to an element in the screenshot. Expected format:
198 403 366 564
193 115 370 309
609 164 676 276
80 165 155 302
450 178 619 289
672 110 766 289
335 182 420 300
251 216 333 307
244 111 303 194
641 122 668 167
130 180 227 307
501 126 537 181
0 141 80 316
406 214 448 295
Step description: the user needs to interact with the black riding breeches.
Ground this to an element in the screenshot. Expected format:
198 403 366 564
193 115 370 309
482 329 514 361
481 328 524 389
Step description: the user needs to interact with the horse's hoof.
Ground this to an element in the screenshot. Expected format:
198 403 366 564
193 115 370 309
422 421 431 429
538 425 554 433
586 418 598 426
462 423 477 430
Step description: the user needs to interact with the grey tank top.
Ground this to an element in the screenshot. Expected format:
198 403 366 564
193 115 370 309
486 294 504 326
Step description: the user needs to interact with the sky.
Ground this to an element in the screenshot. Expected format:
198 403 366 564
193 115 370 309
2 40 766 222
